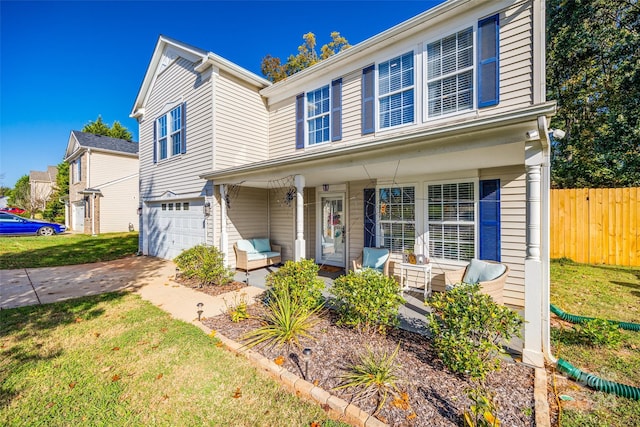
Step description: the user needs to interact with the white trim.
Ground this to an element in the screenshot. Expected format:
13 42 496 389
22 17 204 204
316 190 347 267
375 50 417 132
305 84 332 147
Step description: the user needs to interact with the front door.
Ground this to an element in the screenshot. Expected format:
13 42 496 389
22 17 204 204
318 194 345 267
73 202 84 231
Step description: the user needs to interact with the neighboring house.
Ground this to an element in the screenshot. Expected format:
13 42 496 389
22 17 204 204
0 196 7 209
131 0 555 367
29 165 58 212
64 131 139 234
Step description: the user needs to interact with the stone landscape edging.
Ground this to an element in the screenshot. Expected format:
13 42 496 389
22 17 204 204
196 322 388 427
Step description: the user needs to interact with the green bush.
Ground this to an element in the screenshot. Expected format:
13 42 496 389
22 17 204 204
174 245 233 286
575 318 623 348
330 269 405 334
266 259 325 311
427 283 523 380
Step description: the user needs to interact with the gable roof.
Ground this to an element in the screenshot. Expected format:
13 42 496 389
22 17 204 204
130 35 271 119
30 165 58 183
65 131 139 161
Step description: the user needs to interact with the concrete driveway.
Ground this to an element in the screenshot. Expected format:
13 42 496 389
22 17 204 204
0 256 175 310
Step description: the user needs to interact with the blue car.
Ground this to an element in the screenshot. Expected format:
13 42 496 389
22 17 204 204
0 212 66 236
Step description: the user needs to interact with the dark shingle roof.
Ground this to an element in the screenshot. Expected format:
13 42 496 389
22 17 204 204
72 131 138 155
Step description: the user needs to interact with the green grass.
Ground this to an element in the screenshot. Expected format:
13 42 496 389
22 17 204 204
550 259 640 426
0 292 341 426
0 232 139 269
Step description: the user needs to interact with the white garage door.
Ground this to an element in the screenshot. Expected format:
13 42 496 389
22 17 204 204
147 199 206 259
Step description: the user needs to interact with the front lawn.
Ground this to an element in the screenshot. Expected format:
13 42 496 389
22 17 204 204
0 232 139 269
550 259 640 426
0 292 339 426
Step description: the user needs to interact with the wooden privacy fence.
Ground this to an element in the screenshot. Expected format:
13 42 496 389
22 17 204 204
550 187 640 266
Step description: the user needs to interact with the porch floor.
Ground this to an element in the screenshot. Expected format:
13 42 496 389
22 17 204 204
233 265 431 336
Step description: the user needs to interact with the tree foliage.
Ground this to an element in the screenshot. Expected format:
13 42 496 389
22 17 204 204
82 115 133 141
547 0 640 188
10 175 31 215
261 32 350 83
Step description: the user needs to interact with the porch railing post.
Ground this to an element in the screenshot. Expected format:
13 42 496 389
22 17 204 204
294 174 306 261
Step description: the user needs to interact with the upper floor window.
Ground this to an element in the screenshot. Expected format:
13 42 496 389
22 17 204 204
378 52 414 129
72 157 82 183
296 79 342 149
426 27 474 118
154 103 186 163
306 85 330 145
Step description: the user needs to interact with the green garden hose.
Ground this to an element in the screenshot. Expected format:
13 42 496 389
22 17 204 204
550 304 640 331
556 358 640 400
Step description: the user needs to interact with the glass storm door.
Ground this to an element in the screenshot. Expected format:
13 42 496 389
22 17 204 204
319 194 345 267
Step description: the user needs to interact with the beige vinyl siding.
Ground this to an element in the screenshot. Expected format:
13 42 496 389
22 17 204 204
341 69 364 144
269 189 295 261
304 188 316 261
347 180 370 270
224 187 269 269
215 71 269 170
97 176 139 233
480 165 526 308
139 57 213 200
480 2 533 115
91 152 138 189
267 98 296 160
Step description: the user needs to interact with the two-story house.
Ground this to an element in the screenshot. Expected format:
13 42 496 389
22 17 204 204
64 131 139 234
131 0 555 367
29 165 58 213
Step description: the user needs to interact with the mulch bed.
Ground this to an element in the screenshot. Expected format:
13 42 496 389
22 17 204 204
199 285 535 427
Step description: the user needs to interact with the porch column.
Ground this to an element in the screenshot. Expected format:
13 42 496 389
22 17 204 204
523 160 544 367
294 174 306 261
220 184 229 267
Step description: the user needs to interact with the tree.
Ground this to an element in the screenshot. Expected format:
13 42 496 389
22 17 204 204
10 175 31 216
82 115 133 141
261 32 350 83
43 161 69 223
547 0 640 188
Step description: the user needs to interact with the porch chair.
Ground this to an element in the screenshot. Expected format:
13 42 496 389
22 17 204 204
444 259 509 304
352 247 391 277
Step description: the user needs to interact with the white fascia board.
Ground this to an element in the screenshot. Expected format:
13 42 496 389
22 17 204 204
195 53 271 88
260 0 521 104
201 101 556 181
64 132 81 161
130 35 208 118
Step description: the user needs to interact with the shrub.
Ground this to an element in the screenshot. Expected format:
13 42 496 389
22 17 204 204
575 318 623 348
266 259 325 311
463 386 501 427
334 344 403 415
243 287 320 350
427 283 523 381
330 269 405 334
174 245 233 287
225 294 249 323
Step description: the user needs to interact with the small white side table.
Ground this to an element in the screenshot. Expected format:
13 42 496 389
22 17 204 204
399 262 433 299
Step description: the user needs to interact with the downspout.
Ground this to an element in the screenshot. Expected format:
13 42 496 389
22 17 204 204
91 194 96 236
538 116 556 364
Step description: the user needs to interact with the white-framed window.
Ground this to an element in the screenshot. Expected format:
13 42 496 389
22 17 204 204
72 158 82 183
378 185 415 253
306 85 330 145
427 181 475 261
156 104 183 160
378 52 414 129
183 202 189 210
426 27 474 118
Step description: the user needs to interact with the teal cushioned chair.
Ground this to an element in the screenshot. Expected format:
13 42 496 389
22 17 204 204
352 247 391 276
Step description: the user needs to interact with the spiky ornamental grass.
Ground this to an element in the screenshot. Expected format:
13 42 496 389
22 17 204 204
334 344 403 415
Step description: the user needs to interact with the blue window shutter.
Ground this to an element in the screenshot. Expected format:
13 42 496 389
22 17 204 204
295 93 304 149
331 78 342 141
479 179 501 261
181 102 187 154
361 65 375 135
477 14 500 108
152 120 157 164
364 188 376 247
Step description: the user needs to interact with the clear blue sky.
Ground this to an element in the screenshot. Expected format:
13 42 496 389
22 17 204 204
1 0 445 189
